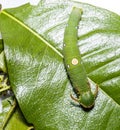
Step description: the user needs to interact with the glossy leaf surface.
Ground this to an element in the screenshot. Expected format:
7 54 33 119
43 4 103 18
0 0 120 129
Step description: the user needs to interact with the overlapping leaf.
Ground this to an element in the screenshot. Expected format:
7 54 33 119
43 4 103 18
0 0 120 129
0 96 31 130
0 39 6 72
5 107 33 130
0 97 11 129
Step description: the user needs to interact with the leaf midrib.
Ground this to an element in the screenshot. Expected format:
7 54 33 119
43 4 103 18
1 10 63 58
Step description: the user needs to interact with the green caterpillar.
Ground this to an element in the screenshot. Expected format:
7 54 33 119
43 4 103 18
63 7 98 108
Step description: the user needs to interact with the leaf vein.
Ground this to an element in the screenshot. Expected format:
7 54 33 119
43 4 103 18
2 11 63 58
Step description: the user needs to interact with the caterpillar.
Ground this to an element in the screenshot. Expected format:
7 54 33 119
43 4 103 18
63 7 98 108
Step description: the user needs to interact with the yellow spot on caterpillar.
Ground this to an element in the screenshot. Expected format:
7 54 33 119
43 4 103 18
71 58 78 65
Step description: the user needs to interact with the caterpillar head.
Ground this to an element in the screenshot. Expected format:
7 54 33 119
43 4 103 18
79 91 95 108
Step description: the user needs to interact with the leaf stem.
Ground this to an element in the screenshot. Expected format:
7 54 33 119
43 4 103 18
27 126 34 130
0 86 10 93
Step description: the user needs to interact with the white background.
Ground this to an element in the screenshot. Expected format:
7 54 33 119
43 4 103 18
0 0 120 15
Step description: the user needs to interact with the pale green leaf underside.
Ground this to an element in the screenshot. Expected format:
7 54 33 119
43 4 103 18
0 97 31 130
0 39 6 73
0 0 120 130
0 97 11 129
5 107 33 130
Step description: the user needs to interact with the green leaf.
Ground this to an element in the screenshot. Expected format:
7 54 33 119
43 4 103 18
0 40 10 92
0 39 6 73
0 97 11 128
0 0 120 129
0 51 7 73
0 96 32 130
5 107 33 130
0 39 10 93
0 39 4 53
